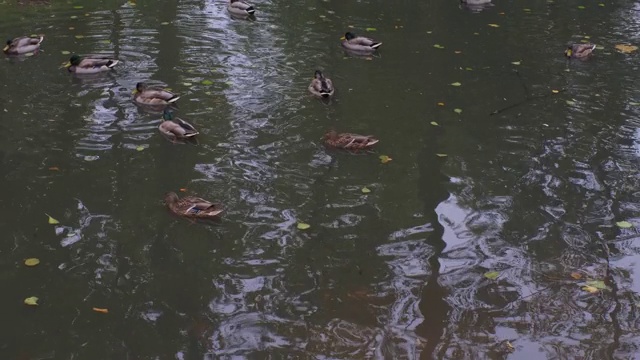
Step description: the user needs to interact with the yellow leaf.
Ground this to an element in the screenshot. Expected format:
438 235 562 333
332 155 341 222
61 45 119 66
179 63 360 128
379 155 393 164
450 82 462 87
437 102 445 106
430 121 439 126
46 213 59 225
297 222 310 230
570 272 582 280
615 44 638 54
582 285 599 293
92 307 109 314
24 296 39 306
484 271 499 280
361 187 371 194
136 146 145 151
436 153 448 157
488 23 500 28
24 258 40 267
552 89 559 94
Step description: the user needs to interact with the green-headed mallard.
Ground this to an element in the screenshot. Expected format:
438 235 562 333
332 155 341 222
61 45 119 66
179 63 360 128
3 35 43 55
164 192 223 219
323 130 379 150
565 43 596 59
228 0 255 17
159 109 199 142
133 82 180 106
309 70 334 98
66 54 119 74
341 32 382 53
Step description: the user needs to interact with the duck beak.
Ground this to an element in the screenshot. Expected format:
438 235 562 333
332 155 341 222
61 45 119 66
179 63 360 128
2 45 8 52
64 62 71 68
565 49 572 57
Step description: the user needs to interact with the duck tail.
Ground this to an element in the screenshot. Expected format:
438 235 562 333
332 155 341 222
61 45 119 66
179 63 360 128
371 42 382 49
107 59 119 68
167 96 180 104
246 6 255 14
37 35 44 45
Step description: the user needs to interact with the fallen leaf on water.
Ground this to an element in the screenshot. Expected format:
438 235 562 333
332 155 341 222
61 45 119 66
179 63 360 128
379 155 393 164
599 3 605 6
506 341 515 352
433 44 445 49
101 40 111 44
365 27 377 32
566 100 576 105
161 22 170 25
577 5 585 9
92 307 109 314
570 272 582 280
361 187 371 194
454 108 463 114
465 67 473 71
450 82 462 87
73 5 84 8
437 102 445 106
179 188 187 192
484 271 499 280
511 61 521 65
616 220 633 228
454 50 462 54
615 44 638 54
436 153 448 157
136 146 145 151
586 280 609 290
24 258 40 267
297 222 310 230
630 102 640 106
552 89 559 94
430 121 439 126
61 51 70 55
24 296 39 306
183 82 193 87
523 8 531 11
74 35 84 39
48 167 60 171
201 79 214 85
581 285 599 293
70 15 78 19
488 23 500 28
45 213 59 225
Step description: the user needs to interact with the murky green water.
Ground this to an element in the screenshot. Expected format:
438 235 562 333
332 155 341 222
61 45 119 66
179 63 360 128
3 0 640 358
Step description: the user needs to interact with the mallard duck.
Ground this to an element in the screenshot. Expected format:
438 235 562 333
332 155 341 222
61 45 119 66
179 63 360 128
133 82 180 106
565 43 596 59
66 54 119 74
159 109 199 142
227 0 255 17
164 192 223 219
341 32 382 53
3 35 43 55
323 130 379 150
308 70 334 98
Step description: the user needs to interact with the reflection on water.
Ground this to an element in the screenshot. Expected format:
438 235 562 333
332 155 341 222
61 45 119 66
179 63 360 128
3 0 640 358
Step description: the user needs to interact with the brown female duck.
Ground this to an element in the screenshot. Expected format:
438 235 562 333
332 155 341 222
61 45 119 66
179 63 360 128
164 192 223 219
322 130 379 150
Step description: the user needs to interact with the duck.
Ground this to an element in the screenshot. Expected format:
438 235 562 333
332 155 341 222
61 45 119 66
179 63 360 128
158 109 199 142
341 32 382 53
66 54 119 74
3 35 44 55
227 0 255 17
308 70 334 98
322 130 379 150
565 43 596 59
133 82 180 106
164 192 223 219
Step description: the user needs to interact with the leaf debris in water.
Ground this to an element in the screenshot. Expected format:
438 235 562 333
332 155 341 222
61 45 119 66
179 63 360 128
297 222 311 230
436 153 448 157
615 44 638 54
361 187 371 194
616 220 633 228
488 23 500 28
379 155 392 164
24 296 39 306
430 121 439 126
93 307 109 314
454 108 463 114
450 82 462 87
433 44 445 49
365 27 377 32
24 258 40 267
45 213 60 225
484 271 499 280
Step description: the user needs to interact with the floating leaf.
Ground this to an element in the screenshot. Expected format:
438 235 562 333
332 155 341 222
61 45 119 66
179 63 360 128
45 213 59 225
551 89 559 94
454 50 462 54
581 285 598 293
484 271 499 280
630 102 640 106
615 44 638 54
48 166 60 171
70 15 78 19
361 187 371 194
511 61 521 65
92 307 109 314
136 146 145 152
74 35 84 39
201 79 214 85
616 221 633 228
523 8 531 11
566 100 576 105
24 296 39 306
465 67 473 71
599 3 605 6
430 121 439 126
84 155 99 161
586 280 608 290
379 155 393 164
297 222 310 230
179 188 187 192
450 82 462 87
183 82 193 86
365 27 377 32
570 272 582 280
61 51 70 55
488 23 500 28
436 153 448 157
160 22 170 25
433 44 445 49
437 102 445 106
453 108 463 114
101 39 111 44
73 5 84 8
24 258 40 267
577 5 585 9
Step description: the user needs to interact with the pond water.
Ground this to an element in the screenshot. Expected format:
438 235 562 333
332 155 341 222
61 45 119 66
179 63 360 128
2 0 640 358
